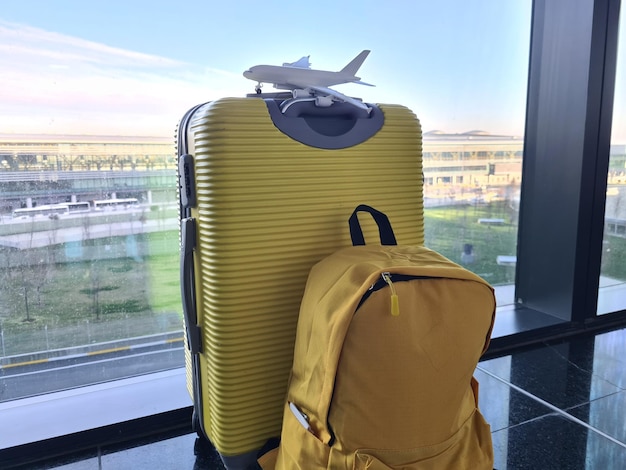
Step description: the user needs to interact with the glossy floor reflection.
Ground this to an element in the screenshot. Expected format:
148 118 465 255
20 327 626 469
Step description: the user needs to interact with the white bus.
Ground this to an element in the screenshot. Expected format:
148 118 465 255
65 201 91 213
92 198 139 211
12 204 70 219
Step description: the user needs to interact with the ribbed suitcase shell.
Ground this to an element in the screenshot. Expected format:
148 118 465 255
183 97 424 457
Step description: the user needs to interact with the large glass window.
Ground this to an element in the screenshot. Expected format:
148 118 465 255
0 1 533 406
599 5 626 315
421 4 531 307
0 137 184 401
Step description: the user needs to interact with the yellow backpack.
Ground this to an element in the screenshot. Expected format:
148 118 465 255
261 205 496 470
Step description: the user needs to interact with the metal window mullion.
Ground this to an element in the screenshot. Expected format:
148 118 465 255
516 0 620 323
575 0 621 322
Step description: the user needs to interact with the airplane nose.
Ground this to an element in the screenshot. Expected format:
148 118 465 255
243 69 253 78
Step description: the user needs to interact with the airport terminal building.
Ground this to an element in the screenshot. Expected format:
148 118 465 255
0 131 527 214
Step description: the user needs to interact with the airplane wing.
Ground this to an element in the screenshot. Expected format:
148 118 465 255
308 85 371 114
283 56 311 68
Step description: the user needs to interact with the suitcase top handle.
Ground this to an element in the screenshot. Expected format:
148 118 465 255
349 204 398 246
265 99 384 150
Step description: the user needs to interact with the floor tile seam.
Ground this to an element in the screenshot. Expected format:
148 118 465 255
544 342 592 376
489 412 560 434
563 389 626 412
598 378 624 390
542 343 624 390
547 337 626 390
476 366 626 449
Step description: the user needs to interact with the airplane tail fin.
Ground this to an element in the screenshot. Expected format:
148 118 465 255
340 50 371 75
284 56 311 68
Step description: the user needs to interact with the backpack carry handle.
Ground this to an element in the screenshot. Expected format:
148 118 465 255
349 205 398 246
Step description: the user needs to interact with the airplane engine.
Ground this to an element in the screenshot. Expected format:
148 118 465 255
292 89 312 99
315 95 334 107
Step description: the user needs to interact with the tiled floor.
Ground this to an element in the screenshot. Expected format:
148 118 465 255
18 327 626 469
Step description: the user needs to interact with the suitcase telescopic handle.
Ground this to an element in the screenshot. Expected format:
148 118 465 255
180 218 202 354
349 204 398 246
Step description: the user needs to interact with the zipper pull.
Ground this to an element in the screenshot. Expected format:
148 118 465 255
381 272 400 317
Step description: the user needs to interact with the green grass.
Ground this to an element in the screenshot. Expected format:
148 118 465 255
0 231 182 356
425 203 626 285
144 231 182 314
424 203 518 285
4 205 626 356
600 235 626 281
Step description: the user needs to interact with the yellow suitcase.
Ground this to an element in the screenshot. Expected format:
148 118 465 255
178 96 424 469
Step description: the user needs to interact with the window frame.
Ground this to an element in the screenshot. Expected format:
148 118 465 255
489 0 625 354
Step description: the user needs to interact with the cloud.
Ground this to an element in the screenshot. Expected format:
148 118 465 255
0 20 182 68
0 21 248 136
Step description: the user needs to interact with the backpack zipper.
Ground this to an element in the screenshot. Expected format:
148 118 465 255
381 272 400 316
357 273 433 316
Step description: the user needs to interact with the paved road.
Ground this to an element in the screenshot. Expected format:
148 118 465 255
0 341 185 402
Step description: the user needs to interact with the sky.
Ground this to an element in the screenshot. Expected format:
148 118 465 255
0 1 622 141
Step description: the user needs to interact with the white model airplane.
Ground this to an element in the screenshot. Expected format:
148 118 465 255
243 50 374 113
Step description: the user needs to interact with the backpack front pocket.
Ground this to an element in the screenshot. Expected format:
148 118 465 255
353 409 493 470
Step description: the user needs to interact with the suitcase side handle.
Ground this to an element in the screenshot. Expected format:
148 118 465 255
349 204 398 246
180 217 202 354
178 154 197 209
